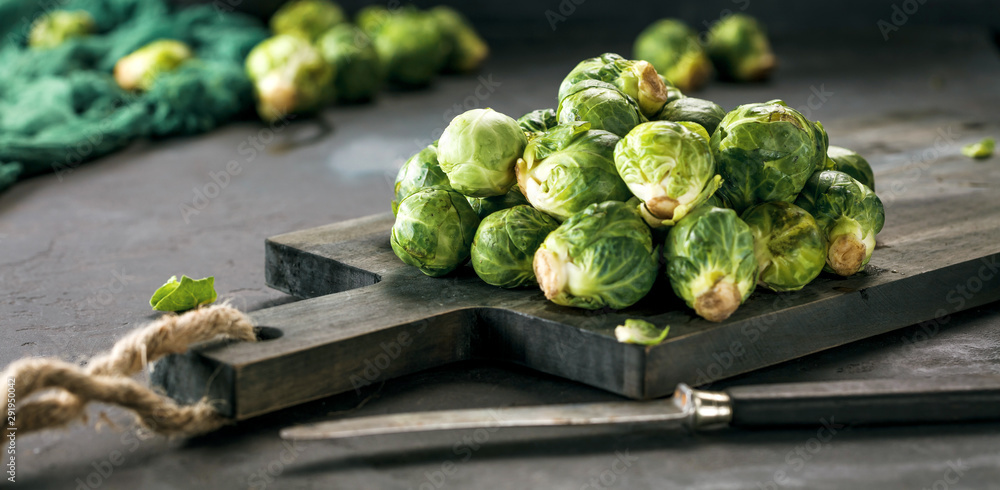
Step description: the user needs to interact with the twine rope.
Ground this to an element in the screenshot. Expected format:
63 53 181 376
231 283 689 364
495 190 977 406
1 304 255 436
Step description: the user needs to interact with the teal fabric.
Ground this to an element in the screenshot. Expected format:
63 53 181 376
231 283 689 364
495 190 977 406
0 0 267 191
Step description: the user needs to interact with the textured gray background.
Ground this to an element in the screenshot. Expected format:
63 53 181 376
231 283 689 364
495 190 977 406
2 11 1000 490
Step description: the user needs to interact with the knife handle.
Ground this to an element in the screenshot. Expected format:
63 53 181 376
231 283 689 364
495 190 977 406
723 375 1000 428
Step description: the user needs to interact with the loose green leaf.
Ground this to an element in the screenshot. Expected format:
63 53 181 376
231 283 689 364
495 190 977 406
150 275 218 312
962 137 995 160
614 319 670 345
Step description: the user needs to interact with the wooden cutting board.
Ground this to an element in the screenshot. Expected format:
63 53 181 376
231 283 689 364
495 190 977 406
154 155 1000 420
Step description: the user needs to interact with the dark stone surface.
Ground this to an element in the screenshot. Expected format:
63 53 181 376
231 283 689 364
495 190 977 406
2 27 999 489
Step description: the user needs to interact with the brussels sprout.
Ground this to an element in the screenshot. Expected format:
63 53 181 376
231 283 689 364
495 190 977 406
356 5 390 35
270 0 346 41
742 202 826 292
437 108 527 198
710 100 827 213
961 137 994 159
28 10 95 49
534 200 659 310
392 143 451 215
655 97 726 135
557 81 645 138
466 184 531 218
391 188 480 277
114 40 193 91
517 108 558 134
666 205 757 322
558 53 668 119
706 14 776 82
318 23 382 102
633 19 713 92
614 121 722 228
825 145 876 191
430 6 489 73
372 9 447 86
795 170 885 277
516 122 631 221
470 205 559 288
614 319 670 345
245 34 335 121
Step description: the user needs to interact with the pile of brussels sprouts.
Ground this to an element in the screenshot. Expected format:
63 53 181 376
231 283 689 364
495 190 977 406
391 51 884 323
245 0 489 121
634 14 776 92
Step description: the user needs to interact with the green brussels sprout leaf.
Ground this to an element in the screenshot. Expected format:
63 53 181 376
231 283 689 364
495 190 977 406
150 275 218 312
466 184 531 218
614 319 670 345
517 108 558 134
962 137 995 160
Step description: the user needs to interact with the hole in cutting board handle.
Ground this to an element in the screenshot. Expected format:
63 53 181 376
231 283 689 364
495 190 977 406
254 326 283 341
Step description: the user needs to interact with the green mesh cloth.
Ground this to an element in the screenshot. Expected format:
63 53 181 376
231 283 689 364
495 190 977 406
0 0 267 191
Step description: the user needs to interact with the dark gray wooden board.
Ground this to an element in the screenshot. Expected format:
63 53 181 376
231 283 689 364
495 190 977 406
154 159 1000 419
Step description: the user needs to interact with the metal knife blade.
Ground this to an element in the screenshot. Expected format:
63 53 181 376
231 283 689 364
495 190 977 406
281 384 730 440
281 375 1000 441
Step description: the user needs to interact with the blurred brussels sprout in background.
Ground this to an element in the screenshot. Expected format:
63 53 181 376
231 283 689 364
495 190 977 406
614 121 721 228
534 200 658 310
438 108 527 198
517 108 559 134
516 122 631 221
471 205 559 288
391 188 480 277
114 39 193 91
706 14 776 82
614 319 670 345
355 5 389 35
466 184 531 219
558 53 668 119
430 6 489 73
666 205 757 322
795 170 885 277
392 142 450 215
633 19 713 92
962 137 995 159
318 23 382 103
655 97 726 135
245 34 334 121
825 145 876 191
742 202 826 292
557 81 645 138
710 100 827 213
270 0 345 41
29 10 95 49
372 9 447 86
